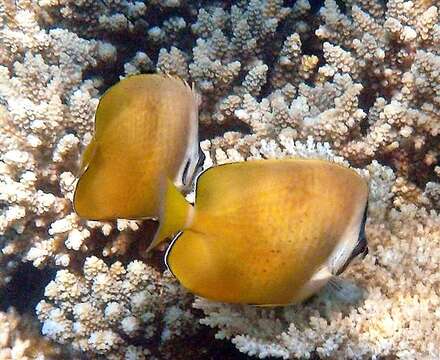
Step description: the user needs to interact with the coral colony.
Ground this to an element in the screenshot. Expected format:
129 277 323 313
0 0 439 359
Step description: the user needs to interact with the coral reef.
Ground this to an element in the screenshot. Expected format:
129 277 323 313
195 0 440 187
0 1 141 287
0 308 63 359
37 256 197 359
0 0 439 359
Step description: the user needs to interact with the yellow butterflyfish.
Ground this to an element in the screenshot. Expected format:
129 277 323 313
73 73 202 222
158 159 369 305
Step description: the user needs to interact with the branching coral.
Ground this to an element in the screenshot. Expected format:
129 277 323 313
22 0 440 186
37 256 197 359
314 0 440 174
192 0 439 209
0 308 64 359
1 0 439 359
0 1 143 286
33 0 440 186
38 0 187 40
222 0 440 188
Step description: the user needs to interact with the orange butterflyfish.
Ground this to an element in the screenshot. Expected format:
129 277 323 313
73 74 202 224
156 159 369 305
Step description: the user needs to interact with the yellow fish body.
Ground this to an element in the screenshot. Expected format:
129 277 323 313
160 159 369 305
74 74 201 220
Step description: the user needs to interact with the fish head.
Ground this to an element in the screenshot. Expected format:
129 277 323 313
166 78 202 191
330 199 369 276
175 141 205 191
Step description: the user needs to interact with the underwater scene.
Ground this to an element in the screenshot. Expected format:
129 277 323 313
1 0 439 359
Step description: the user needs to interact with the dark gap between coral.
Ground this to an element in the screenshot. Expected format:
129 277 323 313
200 119 253 140
0 262 56 314
159 323 265 360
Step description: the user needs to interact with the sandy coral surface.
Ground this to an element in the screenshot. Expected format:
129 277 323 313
0 0 439 359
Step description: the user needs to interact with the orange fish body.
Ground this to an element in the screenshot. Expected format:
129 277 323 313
74 74 200 220
162 159 369 305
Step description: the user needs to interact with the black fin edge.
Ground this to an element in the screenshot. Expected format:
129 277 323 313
164 231 184 277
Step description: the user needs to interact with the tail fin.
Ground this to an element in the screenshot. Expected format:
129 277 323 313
147 179 193 252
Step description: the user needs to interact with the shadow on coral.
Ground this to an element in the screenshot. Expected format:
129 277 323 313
0 262 55 314
163 325 268 360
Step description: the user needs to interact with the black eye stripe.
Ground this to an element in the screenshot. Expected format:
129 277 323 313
182 147 205 186
182 160 191 185
197 147 206 167
335 201 369 276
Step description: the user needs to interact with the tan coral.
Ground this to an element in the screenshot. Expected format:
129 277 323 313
0 0 439 359
37 257 197 358
0 308 64 359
